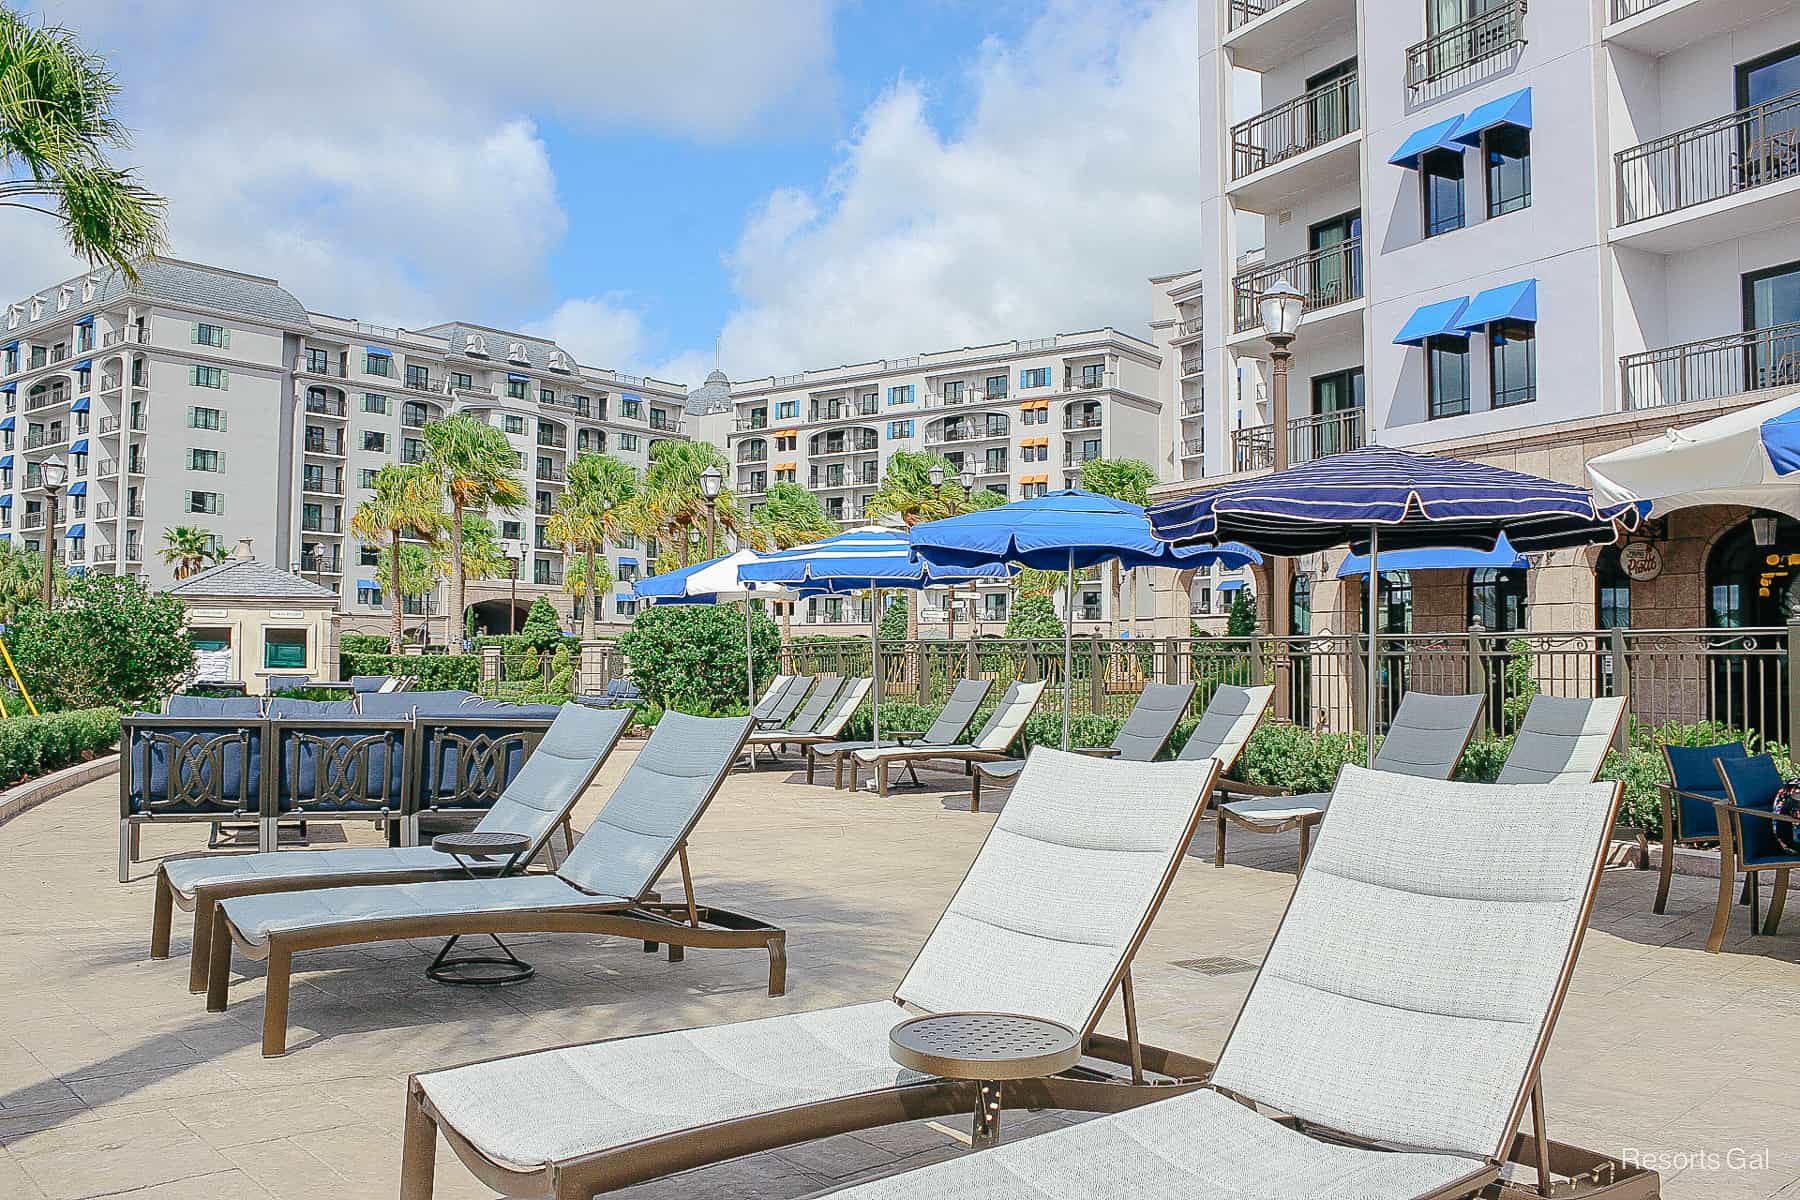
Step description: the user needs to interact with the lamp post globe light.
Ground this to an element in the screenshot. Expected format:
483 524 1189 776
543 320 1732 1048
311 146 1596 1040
959 463 976 493
928 462 946 489
39 454 67 606
1257 280 1305 722
700 464 722 557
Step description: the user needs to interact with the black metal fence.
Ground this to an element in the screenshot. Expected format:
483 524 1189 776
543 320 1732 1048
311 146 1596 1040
1620 320 1800 410
1231 74 1359 180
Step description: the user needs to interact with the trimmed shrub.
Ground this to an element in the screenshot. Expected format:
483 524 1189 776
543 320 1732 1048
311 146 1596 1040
1006 593 1063 640
518 597 564 652
620 604 782 715
7 576 191 711
0 707 121 788
343 653 481 691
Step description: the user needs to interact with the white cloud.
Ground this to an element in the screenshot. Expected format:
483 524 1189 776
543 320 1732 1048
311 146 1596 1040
714 0 1204 379
528 295 649 368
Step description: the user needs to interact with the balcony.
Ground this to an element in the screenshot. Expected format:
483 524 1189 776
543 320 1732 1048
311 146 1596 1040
96 413 145 435
1064 373 1109 393
1064 411 1103 431
403 371 441 394
1230 407 1367 473
24 390 70 413
23 430 68 450
1232 239 1363 335
1620 321 1800 411
734 415 769 432
304 394 347 419
93 500 142 520
296 355 346 378
1405 0 1526 92
299 551 342 576
810 434 879 457
1170 317 1204 344
1614 90 1800 254
100 329 147 348
301 476 344 496
1606 0 1791 56
1181 355 1204 378
535 463 566 483
1229 74 1359 212
928 424 1010 445
303 433 346 457
1224 0 1357 73
1182 396 1205 417
301 515 343 535
736 447 768 465
536 429 568 449
1062 446 1103 468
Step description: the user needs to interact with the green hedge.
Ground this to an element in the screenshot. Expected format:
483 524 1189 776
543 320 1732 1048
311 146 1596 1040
342 653 481 691
0 707 121 788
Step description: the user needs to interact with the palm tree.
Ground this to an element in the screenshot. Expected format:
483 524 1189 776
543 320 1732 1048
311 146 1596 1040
563 554 613 634
1080 457 1157 633
631 440 758 565
422 414 527 639
547 452 638 640
375 542 440 644
0 538 53 619
348 464 444 652
867 450 1003 639
0 10 166 277
752 481 839 642
159 525 220 580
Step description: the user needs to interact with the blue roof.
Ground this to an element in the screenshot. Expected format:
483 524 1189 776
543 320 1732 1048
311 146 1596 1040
1451 87 1532 146
1338 534 1527 577
1394 297 1470 345
365 345 392 356
68 438 87 455
1456 280 1537 330
67 481 85 495
1217 579 1246 592
70 396 89 412
64 523 84 539
1388 115 1465 169
910 489 1260 573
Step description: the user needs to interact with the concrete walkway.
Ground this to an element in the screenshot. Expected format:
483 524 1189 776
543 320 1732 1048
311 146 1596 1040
0 749 1793 1198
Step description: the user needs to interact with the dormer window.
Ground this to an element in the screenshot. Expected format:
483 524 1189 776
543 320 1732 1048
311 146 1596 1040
465 333 488 356
57 288 72 311
28 297 43 321
507 341 528 363
548 349 571 372
6 306 19 331
80 276 96 302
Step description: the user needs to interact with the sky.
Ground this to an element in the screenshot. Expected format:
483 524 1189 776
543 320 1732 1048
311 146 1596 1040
14 1 1209 388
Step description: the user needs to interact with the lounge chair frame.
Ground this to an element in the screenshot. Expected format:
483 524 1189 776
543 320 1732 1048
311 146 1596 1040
206 720 786 1056
399 755 1226 1200
1707 759 1798 953
1653 741 1744 915
854 682 1047 796
743 678 871 770
805 678 993 787
151 711 621 994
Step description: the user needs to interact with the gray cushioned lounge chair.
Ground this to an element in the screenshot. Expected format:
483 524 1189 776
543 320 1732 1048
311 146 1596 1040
743 678 871 769
1495 695 1628 785
1218 691 1484 870
743 676 841 768
204 712 781 1056
750 674 795 720
970 681 1198 812
813 765 1652 1200
754 675 814 729
152 703 629 994
399 748 1225 1200
807 678 993 787
852 679 1050 795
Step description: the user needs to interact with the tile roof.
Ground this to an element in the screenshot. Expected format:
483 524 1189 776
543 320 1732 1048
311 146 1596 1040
4 258 309 337
163 557 339 602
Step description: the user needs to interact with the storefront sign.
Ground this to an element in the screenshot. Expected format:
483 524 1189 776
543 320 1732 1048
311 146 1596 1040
1620 542 1662 582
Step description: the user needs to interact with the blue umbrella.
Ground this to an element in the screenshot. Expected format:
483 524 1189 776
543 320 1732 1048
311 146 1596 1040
1147 447 1639 764
911 489 1262 747
740 527 1013 749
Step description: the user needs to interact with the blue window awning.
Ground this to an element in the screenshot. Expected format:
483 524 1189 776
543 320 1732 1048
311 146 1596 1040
0 456 12 469
72 358 90 372
0 495 12 508
64 523 84 540
1217 579 1246 592
1393 297 1471 345
1 340 15 350
74 314 95 326
67 481 86 496
358 578 378 590
365 345 392 357
507 372 529 383
69 438 88 455
1387 115 1466 169
70 396 89 412
1 383 15 393
621 392 641 403
1338 535 1527 578
616 555 637 567
1451 87 1531 147
1455 280 1537 331
0 417 16 431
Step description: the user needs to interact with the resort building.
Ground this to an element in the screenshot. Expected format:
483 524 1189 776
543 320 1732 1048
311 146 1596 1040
1153 0 1800 650
725 329 1167 632
0 258 696 638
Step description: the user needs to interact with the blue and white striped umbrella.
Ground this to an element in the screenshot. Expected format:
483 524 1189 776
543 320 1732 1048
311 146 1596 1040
740 527 1013 754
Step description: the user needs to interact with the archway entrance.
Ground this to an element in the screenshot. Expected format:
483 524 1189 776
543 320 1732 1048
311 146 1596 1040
469 598 531 638
1705 512 1799 737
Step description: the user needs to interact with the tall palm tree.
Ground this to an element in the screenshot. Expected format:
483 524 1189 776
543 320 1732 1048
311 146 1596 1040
422 414 527 639
375 542 440 644
752 481 839 642
562 554 613 635
349 464 444 652
547 452 638 640
0 9 166 277
867 450 1002 639
631 440 758 565
159 525 219 580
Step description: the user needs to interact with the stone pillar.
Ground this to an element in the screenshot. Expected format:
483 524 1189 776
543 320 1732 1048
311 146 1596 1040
480 644 502 686
579 639 611 697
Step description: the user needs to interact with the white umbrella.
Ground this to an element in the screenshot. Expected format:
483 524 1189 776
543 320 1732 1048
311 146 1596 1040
633 549 793 707
1588 391 1800 518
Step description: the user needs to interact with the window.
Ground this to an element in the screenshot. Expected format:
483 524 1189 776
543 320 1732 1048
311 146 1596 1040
358 583 383 607
1426 335 1470 418
1421 148 1466 237
188 627 230 653
362 393 389 415
357 468 378 489
1743 260 1800 393
983 593 1008 621
1021 443 1040 463
887 419 915 439
1485 126 1531 218
774 466 796 483
774 400 798 420
984 413 1009 436
358 544 380 566
774 432 797 452
1468 567 1528 632
621 395 643 419
1080 364 1106 389
185 490 222 514
1489 320 1536 408
1022 480 1048 499
887 385 914 406
984 447 1007 473
305 348 330 373
503 414 525 434
1081 437 1102 461
262 633 307 672
188 406 224 431
1021 405 1047 426
365 353 390 377
451 371 473 391
506 378 528 400
406 364 430 389
615 598 638 618
539 387 555 405
943 380 964 403
192 323 228 349
402 437 424 464
985 374 1008 398
362 430 387 452
76 366 90 392
190 365 228 389
186 448 221 471
617 432 639 451
1019 367 1050 389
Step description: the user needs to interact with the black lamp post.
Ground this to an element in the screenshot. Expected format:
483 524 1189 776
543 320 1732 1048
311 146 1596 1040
39 454 66 606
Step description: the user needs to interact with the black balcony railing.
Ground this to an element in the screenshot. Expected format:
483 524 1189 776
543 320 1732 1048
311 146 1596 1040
1232 74 1359 180
1610 0 1667 19
1406 0 1527 90
1621 321 1800 411
1233 239 1363 332
305 395 347 417
1617 89 1800 226
1231 407 1367 473
1227 0 1289 29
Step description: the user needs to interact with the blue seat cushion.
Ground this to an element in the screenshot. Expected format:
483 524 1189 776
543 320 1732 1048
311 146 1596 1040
1665 742 1747 840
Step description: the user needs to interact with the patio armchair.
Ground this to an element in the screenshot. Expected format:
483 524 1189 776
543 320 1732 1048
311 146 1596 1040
969 681 1197 811
400 748 1225 1200
808 767 1654 1200
151 703 630 994
806 677 994 787
755 674 815 729
742 677 871 769
1708 753 1800 953
204 712 782 1056
851 679 1050 795
1215 691 1484 870
406 704 559 846
1654 740 1747 915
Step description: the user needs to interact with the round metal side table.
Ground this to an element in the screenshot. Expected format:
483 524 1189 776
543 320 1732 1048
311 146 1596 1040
426 831 534 986
888 1012 1081 1149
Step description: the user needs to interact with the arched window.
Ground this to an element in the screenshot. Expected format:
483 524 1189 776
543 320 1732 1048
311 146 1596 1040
1360 570 1412 634
1707 513 1800 628
1468 567 1528 631
1595 545 1630 629
1290 572 1313 635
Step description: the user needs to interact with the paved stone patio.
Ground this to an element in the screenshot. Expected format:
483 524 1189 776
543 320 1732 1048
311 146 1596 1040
0 746 1795 1199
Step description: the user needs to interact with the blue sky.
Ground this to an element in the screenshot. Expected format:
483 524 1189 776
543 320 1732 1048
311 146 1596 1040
13 2 1203 385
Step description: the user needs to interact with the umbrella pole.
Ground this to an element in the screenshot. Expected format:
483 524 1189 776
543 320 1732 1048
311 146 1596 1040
1366 523 1379 769
1063 548 1075 750
745 596 755 709
870 583 882 750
